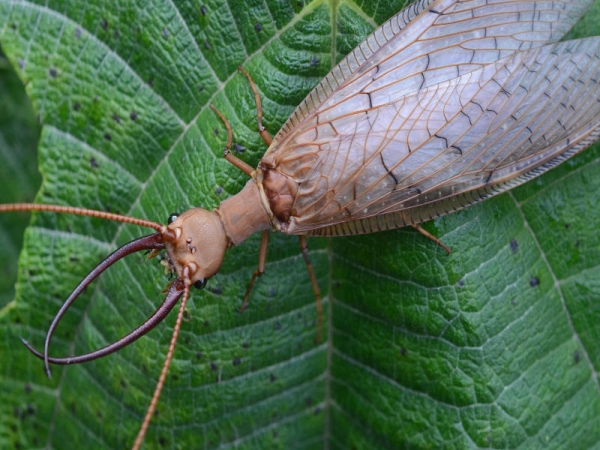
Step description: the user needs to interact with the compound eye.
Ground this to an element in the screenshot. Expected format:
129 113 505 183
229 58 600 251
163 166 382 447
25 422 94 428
194 278 207 290
167 212 180 224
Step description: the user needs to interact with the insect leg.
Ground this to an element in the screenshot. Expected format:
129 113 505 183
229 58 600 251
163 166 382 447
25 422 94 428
238 66 273 146
210 104 255 176
298 236 323 343
239 230 269 312
410 224 451 254
132 281 191 450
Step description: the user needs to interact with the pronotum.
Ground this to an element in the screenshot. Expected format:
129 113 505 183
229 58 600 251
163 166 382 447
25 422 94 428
1 0 599 448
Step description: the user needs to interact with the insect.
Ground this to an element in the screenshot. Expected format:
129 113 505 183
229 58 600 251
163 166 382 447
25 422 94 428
2 0 600 448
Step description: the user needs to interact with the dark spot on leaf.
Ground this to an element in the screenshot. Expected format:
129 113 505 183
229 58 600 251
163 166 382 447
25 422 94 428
204 41 210 50
574 350 581 364
199 84 204 92
200 4 207 15
233 357 241 366
273 430 278 438
112 113 121 123
162 28 169 38
120 379 127 389
27 405 35 416
400 347 407 356
313 406 322 415
24 383 31 393
268 287 276 297
153 409 160 418
97 411 103 419
274 321 281 331
510 239 518 254
14 316 21 324
158 436 167 446
10 23 16 30
104 132 112 141
75 27 81 38
73 102 81 111
564 223 570 230
215 186 223 195
101 18 108 29
233 143 245 153
69 402 76 413
196 351 202 360
242 341 249 349
208 286 222 295
171 374 179 382
184 337 190 345
575 240 581 248
311 56 319 67
511 298 516 305
130 111 138 121
529 276 539 287
90 157 99 168
254 23 263 32
270 373 276 382
456 279 464 287
93 95 98 102
69 255 79 263
113 30 119 39
147 78 154 86
18 59 24 69
213 128 219 136
48 67 57 78
204 320 210 327
210 361 217 371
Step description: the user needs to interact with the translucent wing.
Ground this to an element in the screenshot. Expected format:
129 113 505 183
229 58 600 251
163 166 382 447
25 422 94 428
259 0 600 235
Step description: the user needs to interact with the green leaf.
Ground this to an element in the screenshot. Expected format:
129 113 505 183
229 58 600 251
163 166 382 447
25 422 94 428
1 1 599 449
0 45 41 308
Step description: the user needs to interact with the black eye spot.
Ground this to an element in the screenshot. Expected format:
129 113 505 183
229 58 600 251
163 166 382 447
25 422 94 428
194 278 207 290
167 213 180 224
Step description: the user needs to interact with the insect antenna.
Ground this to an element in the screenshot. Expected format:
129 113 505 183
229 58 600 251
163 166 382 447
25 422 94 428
132 278 191 450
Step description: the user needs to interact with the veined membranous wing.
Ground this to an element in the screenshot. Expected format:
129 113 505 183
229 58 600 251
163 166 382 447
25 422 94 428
259 0 600 235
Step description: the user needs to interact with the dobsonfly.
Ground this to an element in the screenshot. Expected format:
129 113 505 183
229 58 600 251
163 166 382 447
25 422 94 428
1 0 600 448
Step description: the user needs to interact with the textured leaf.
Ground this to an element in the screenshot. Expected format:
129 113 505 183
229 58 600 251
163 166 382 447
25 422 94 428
0 45 41 308
0 1 599 449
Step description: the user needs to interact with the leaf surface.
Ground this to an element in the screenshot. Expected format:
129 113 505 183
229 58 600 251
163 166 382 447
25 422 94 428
0 1 599 449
